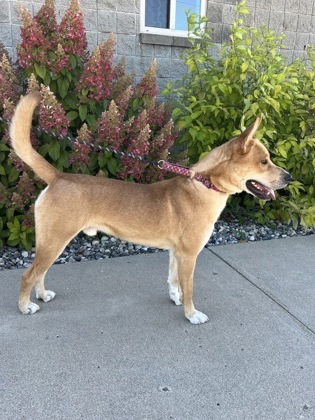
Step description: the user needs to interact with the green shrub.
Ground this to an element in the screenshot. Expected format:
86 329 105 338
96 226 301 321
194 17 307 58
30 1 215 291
164 0 315 229
0 0 180 249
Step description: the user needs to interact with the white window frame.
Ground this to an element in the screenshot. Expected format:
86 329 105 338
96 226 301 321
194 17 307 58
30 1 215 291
140 0 207 38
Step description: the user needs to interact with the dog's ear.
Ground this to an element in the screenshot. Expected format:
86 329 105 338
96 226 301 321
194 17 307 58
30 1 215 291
237 116 263 154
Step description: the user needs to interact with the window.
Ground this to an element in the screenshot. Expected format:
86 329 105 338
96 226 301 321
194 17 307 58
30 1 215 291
140 0 207 37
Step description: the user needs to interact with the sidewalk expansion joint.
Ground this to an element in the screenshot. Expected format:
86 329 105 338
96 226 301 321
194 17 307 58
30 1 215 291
207 248 315 339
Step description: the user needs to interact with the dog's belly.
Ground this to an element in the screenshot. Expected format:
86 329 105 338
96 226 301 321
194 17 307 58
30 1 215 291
82 225 173 250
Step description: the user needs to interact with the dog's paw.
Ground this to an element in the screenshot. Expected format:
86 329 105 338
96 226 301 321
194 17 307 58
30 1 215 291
36 290 56 302
186 310 209 325
19 302 40 315
169 286 182 306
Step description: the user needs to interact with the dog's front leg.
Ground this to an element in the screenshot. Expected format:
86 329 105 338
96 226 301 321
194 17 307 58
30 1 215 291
167 250 182 306
176 252 209 325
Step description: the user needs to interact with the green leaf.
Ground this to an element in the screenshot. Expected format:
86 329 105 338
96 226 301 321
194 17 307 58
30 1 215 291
79 104 88 122
34 63 46 79
38 143 50 157
63 93 78 109
241 62 249 72
48 140 61 161
8 167 19 183
107 158 118 175
57 77 70 99
66 110 79 121
0 143 9 152
69 54 77 69
132 98 140 112
278 148 287 158
86 114 97 127
82 88 89 97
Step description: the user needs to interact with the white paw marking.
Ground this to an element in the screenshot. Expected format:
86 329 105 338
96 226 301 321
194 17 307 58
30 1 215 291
43 290 56 302
36 290 56 302
21 302 40 315
169 285 182 306
186 310 209 325
83 227 97 236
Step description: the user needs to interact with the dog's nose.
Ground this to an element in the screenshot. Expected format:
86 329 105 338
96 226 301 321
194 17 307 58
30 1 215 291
284 172 292 183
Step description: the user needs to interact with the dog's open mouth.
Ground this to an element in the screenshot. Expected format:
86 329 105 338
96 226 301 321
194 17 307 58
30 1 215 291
246 180 276 201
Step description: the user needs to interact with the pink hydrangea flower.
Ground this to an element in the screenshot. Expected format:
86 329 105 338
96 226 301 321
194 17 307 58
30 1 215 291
38 86 70 137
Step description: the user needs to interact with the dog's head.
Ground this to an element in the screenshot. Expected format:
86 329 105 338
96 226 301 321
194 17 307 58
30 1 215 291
192 117 291 200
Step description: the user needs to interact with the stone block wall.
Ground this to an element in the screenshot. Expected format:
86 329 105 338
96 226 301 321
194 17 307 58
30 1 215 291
0 0 315 91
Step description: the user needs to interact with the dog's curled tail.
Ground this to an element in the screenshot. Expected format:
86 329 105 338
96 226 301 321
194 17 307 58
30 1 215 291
10 92 59 185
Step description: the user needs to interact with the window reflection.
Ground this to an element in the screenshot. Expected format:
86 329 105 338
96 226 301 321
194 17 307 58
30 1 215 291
145 0 169 28
175 0 201 30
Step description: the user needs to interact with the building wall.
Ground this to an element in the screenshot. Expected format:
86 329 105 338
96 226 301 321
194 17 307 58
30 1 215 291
1 0 315 91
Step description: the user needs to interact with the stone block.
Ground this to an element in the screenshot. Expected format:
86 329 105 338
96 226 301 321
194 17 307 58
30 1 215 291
295 32 310 50
283 32 296 50
135 40 154 57
244 7 255 27
135 0 140 14
207 2 223 24
254 9 270 27
86 32 98 52
33 3 43 15
97 0 116 11
55 0 69 12
285 0 299 13
120 55 136 74
156 58 171 78
208 23 222 43
116 34 136 56
117 0 135 13
269 11 284 31
157 77 169 93
11 24 21 54
135 56 154 76
0 23 12 46
84 9 98 32
140 33 173 46
222 24 231 43
299 0 313 15
258 0 272 9
222 4 236 25
282 49 294 63
83 0 97 9
154 45 171 58
98 32 116 44
284 13 298 32
293 50 308 61
10 1 31 25
297 14 311 32
117 13 136 34
271 0 285 11
98 11 116 33
171 46 186 59
170 59 187 80
0 1 9 22
139 33 190 48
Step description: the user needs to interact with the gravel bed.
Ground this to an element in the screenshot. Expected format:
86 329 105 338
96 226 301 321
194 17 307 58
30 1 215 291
0 219 314 270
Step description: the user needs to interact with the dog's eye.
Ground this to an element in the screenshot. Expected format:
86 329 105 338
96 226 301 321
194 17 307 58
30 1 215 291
261 159 268 165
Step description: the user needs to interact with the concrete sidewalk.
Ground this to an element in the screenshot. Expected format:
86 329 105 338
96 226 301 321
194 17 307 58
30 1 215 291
1 235 315 420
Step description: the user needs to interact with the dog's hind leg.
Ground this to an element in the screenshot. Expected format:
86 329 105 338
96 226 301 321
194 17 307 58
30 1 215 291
18 228 79 315
176 252 209 325
167 250 182 306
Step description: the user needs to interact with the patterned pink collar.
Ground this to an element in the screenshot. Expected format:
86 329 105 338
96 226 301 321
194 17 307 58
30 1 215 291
158 160 225 193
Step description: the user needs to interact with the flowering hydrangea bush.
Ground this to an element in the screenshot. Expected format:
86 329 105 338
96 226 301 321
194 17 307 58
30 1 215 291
0 0 180 248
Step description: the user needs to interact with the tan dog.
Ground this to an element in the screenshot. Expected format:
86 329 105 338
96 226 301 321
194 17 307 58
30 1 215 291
10 93 291 323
